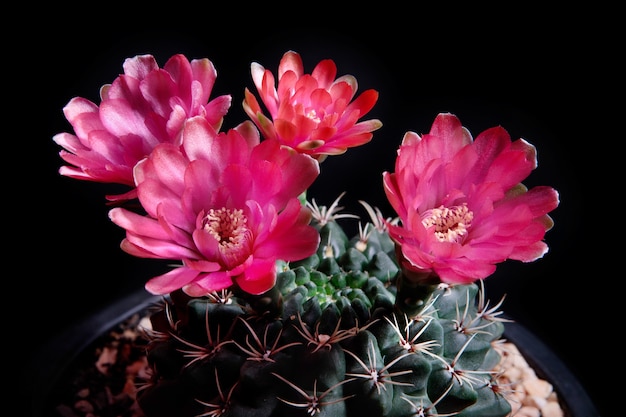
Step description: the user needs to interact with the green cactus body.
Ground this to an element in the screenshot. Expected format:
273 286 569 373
138 218 513 417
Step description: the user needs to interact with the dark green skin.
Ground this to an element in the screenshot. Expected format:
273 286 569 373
139 219 512 417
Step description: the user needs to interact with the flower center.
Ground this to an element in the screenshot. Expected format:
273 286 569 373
305 108 320 123
420 204 473 243
204 208 251 250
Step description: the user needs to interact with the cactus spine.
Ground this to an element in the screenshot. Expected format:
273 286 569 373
138 201 513 417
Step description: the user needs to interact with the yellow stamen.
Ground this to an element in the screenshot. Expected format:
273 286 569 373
204 208 251 250
421 204 473 243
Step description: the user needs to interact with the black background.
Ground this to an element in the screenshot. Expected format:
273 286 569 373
15 6 613 416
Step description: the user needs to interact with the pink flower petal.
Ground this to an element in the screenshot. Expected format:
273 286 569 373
385 112 559 285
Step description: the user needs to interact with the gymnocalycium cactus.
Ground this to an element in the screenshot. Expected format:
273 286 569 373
137 198 514 417
54 50 559 417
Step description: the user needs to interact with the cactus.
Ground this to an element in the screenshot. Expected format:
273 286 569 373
137 200 513 417
51 50 559 417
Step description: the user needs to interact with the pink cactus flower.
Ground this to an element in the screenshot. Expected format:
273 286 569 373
109 117 320 296
383 113 560 285
243 50 382 161
53 54 232 201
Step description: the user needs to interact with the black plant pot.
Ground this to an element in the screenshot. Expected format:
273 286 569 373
23 289 600 417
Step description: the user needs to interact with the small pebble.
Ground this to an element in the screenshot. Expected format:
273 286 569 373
494 342 563 417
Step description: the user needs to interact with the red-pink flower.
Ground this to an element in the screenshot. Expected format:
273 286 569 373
53 54 232 201
109 117 320 296
242 50 382 161
383 113 560 285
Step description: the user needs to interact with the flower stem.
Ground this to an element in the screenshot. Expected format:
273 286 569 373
238 285 284 318
394 273 439 316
